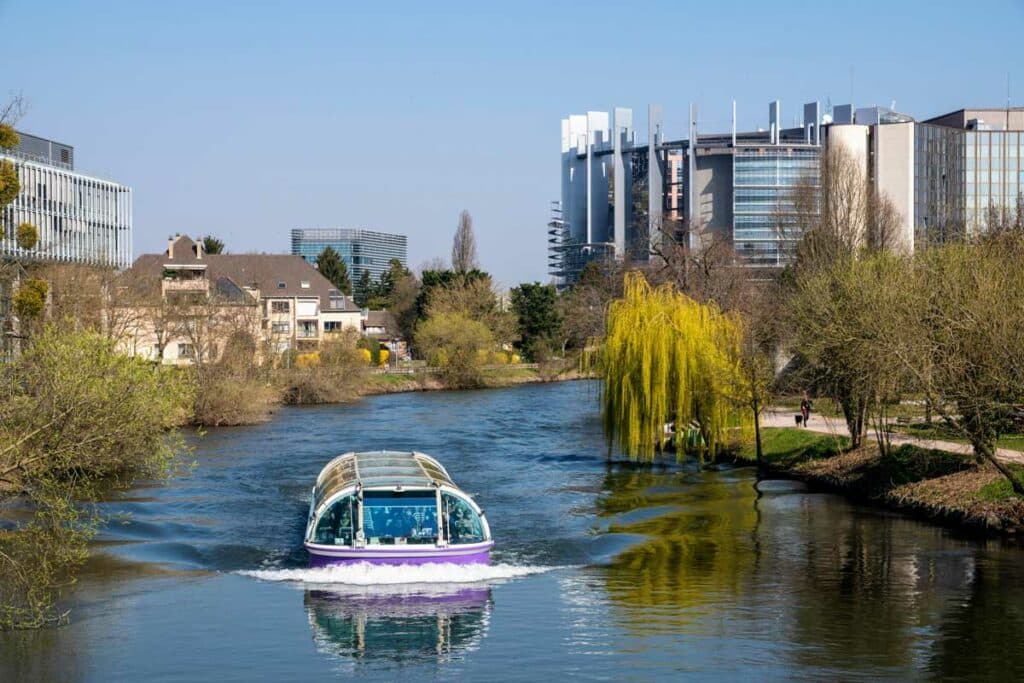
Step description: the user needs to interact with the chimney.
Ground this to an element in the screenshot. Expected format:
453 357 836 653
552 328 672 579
167 235 176 258
195 238 204 260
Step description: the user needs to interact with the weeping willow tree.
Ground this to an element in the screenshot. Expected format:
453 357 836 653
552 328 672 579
593 272 750 462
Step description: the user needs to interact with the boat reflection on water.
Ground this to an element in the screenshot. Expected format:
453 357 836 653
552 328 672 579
303 585 493 664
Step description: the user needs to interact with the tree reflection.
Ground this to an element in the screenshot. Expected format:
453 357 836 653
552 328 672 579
597 466 760 631
926 550 1024 680
303 586 492 666
594 465 1024 678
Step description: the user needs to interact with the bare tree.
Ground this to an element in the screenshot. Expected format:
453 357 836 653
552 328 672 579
0 94 26 127
790 144 903 273
451 210 479 273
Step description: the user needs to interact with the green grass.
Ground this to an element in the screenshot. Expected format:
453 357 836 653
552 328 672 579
976 464 1024 502
737 427 849 467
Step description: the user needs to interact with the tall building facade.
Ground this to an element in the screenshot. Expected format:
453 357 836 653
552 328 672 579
552 101 824 286
825 106 1024 249
291 228 407 282
552 101 1024 284
1 130 132 268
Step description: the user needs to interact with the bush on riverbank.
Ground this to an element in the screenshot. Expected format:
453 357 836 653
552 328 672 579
0 327 194 628
750 427 1024 535
279 334 368 405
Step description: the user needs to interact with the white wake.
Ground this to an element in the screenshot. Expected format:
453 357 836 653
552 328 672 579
238 562 555 589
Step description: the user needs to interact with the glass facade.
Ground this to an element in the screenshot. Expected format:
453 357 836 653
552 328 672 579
291 228 407 283
732 148 819 266
915 124 1024 242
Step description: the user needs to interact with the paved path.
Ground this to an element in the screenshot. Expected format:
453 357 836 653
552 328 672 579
763 409 1024 465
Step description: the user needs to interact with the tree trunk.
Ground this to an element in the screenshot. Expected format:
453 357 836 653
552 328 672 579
976 440 1024 496
752 399 764 471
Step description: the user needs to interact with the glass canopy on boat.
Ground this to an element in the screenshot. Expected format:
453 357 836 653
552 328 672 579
312 451 457 512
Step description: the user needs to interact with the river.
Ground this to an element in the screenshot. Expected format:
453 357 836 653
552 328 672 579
2 380 1023 681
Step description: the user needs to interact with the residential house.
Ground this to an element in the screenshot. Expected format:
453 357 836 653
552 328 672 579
361 309 408 361
124 235 362 364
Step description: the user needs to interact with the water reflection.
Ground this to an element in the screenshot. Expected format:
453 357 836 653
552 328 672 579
303 586 492 665
593 464 1024 679
597 466 760 631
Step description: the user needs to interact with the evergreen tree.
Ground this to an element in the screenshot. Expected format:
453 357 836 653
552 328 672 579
200 236 225 254
510 282 562 361
354 268 374 308
316 247 352 295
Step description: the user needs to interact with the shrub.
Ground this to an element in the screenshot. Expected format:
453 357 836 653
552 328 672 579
280 335 368 404
0 123 18 150
16 222 38 250
13 278 47 320
0 159 18 207
295 352 320 369
192 369 278 426
415 312 494 388
0 327 194 628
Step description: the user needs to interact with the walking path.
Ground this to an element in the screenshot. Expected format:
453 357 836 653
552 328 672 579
763 409 1024 466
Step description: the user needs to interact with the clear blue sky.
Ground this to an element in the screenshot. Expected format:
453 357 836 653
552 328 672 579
3 0 1023 286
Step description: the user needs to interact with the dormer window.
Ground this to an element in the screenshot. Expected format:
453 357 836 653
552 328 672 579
277 282 286 289
300 280 310 289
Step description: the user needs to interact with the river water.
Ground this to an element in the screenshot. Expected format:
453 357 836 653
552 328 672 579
2 380 1023 681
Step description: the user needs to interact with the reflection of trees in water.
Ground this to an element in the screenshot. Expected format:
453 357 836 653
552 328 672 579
304 587 492 666
596 465 1024 677
926 551 1024 680
778 512 976 673
597 467 760 631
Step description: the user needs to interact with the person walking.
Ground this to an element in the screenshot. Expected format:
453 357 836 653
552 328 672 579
800 394 812 428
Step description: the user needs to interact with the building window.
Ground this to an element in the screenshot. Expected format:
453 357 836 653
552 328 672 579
272 322 291 335
271 300 290 313
177 343 194 359
277 281 286 289
324 321 345 332
300 280 310 289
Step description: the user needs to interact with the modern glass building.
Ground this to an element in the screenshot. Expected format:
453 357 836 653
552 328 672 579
291 228 407 282
914 111 1024 241
1 130 132 268
733 148 819 266
553 100 824 286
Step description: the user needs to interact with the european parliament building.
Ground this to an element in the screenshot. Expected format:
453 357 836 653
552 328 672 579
1 130 132 268
551 99 1024 286
291 228 407 282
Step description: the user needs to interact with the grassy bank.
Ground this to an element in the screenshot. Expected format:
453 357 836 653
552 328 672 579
738 427 1024 537
359 366 588 396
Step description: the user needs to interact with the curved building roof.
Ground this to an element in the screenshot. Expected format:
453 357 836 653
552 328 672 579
313 451 456 511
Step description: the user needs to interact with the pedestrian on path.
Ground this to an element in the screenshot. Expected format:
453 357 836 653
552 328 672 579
800 394 812 428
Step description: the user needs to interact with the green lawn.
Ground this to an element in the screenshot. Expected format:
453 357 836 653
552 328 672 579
737 427 849 467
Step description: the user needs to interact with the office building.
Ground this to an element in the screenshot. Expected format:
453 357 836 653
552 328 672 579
291 228 407 283
551 101 824 286
1 130 132 268
552 100 1024 286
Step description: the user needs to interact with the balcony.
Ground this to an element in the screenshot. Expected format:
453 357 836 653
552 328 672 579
163 279 209 294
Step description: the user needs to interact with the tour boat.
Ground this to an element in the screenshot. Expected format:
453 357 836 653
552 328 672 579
304 451 493 566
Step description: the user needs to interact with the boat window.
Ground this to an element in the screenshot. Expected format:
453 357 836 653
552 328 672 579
362 491 438 545
442 493 484 545
314 495 356 545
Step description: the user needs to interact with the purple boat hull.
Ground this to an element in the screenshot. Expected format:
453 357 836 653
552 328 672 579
306 541 493 567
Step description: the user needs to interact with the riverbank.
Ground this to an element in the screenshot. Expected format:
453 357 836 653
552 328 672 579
359 365 589 396
740 428 1024 537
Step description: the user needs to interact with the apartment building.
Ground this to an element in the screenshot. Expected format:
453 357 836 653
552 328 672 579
126 235 362 364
